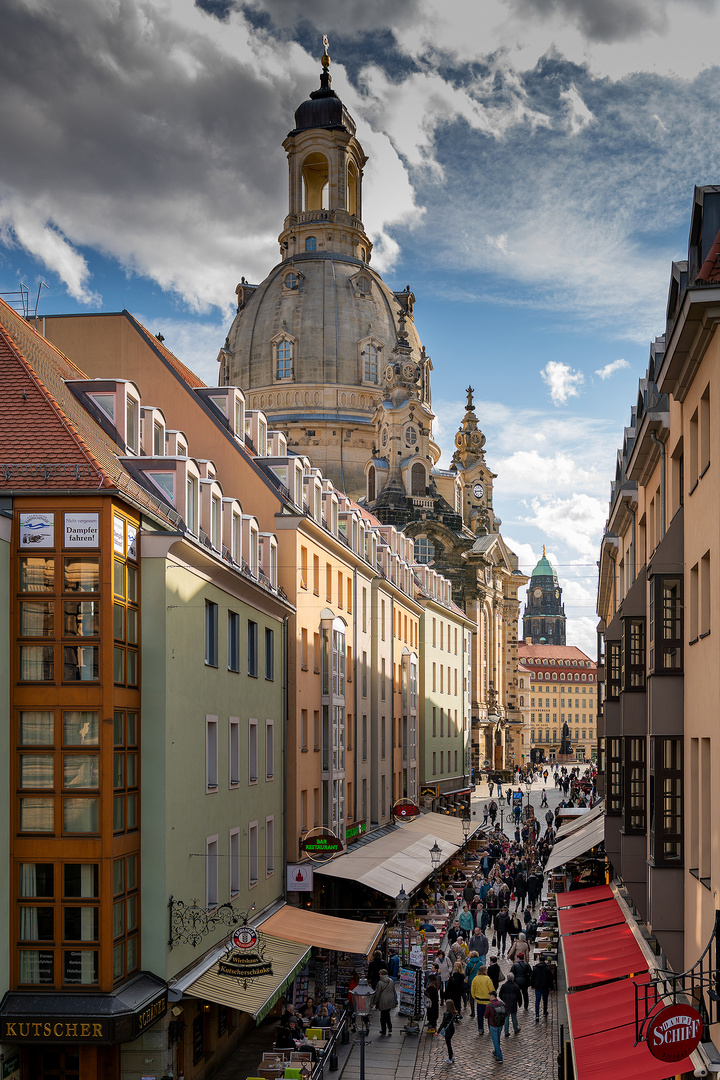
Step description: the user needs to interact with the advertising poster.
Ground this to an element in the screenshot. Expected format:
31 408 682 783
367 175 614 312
127 524 137 559
19 513 54 548
113 515 125 554
286 864 313 892
65 512 99 547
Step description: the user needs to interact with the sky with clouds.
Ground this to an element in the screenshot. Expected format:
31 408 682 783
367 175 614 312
2 0 719 654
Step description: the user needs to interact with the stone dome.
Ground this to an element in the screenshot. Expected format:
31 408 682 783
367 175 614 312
225 253 425 405
292 86 357 136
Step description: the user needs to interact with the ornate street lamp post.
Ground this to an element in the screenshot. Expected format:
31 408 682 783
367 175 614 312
350 977 373 1080
395 885 410 967
462 815 471 866
430 841 442 905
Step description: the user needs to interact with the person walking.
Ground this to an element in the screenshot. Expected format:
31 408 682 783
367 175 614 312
530 954 554 1021
484 991 507 1062
483 802 489 825
469 929 489 965
510 952 532 1011
437 949 453 1003
470 964 495 1033
495 906 511 956
437 1000 458 1064
368 949 383 990
465 952 483 1017
371 969 396 1036
459 902 474 937
425 974 440 1034
447 961 466 1019
508 911 523 944
488 781 494 798
499 972 522 1037
540 788 548 807
507 932 527 963
487 955 502 990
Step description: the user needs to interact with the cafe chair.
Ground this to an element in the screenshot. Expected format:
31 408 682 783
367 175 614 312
304 1028 322 1040
283 1069 302 1080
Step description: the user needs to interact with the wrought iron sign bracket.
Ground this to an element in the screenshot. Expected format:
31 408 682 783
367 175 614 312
167 895 255 949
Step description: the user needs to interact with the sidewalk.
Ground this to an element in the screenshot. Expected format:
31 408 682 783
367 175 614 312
338 1016 420 1080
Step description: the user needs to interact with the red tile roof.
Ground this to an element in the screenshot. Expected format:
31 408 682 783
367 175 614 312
518 641 595 665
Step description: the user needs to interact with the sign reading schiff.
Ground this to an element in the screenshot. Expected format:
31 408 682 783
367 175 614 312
646 1003 703 1062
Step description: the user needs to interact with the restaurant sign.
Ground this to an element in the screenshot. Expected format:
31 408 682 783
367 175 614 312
218 924 273 988
393 801 420 820
646 1003 703 1062
300 831 344 861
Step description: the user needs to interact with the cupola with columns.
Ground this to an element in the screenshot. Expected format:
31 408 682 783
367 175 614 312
450 387 498 535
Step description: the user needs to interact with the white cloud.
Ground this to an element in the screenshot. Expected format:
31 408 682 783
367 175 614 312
595 358 630 379
0 199 99 304
560 84 595 134
540 361 585 405
522 492 607 557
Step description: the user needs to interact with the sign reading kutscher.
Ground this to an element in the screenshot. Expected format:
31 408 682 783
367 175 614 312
646 1003 703 1062
64 512 99 547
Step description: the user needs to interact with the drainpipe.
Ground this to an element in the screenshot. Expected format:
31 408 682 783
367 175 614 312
650 431 666 541
282 615 289 900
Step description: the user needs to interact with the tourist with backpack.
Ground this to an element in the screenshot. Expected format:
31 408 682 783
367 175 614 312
499 972 522 1036
484 991 507 1062
510 953 532 1011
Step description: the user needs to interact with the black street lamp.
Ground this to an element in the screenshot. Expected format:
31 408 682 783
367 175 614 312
525 778 533 816
395 885 410 967
461 816 471 865
430 841 442 905
350 976 373 1080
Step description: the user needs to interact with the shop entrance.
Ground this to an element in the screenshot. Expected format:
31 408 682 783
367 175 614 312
26 1049 80 1080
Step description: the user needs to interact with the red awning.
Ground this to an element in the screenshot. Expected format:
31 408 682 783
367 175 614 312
557 884 613 908
567 973 652 1039
559 898 628 936
573 1020 694 1080
563 922 647 990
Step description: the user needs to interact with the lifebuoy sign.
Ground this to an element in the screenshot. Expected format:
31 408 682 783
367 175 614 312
646 1003 703 1062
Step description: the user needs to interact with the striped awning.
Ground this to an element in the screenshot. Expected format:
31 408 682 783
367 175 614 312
183 933 311 1024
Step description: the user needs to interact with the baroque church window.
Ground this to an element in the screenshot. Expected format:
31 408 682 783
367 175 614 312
414 538 435 565
411 462 425 496
275 339 293 380
283 272 298 291
305 236 317 252
367 466 376 502
364 344 378 383
405 425 417 446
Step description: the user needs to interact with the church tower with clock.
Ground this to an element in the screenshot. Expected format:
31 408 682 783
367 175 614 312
522 548 566 645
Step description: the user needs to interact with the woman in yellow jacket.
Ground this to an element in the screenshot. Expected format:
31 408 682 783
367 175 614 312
471 966 496 1034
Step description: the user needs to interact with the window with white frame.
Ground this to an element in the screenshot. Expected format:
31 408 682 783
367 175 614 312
210 495 220 549
248 822 258 885
186 475 197 534
229 829 240 896
248 720 258 783
206 836 219 907
364 343 378 382
229 719 240 787
275 338 293 380
265 720 274 779
206 717 218 791
205 601 218 667
266 816 275 875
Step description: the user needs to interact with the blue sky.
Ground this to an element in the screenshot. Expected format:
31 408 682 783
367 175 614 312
2 0 720 654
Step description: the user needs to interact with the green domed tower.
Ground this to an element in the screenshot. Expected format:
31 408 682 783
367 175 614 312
522 546 566 644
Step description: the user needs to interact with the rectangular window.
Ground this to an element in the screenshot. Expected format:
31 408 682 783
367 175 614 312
622 619 645 690
206 836 219 908
432 752 437 775
651 576 683 672
266 816 275 875
229 829 240 896
19 645 54 682
650 737 682 865
362 650 368 697
229 719 240 787
381 658 386 700
301 627 308 670
205 601 218 667
326 562 332 602
300 546 308 589
265 627 274 680
19 556 54 593
338 571 343 608
381 599 386 641
265 721 274 779
625 737 646 833
247 620 258 676
228 611 240 671
249 721 258 782
606 640 621 699
313 554 320 595
206 718 218 790
701 551 711 637
362 588 367 632
249 822 258 885
301 709 308 750
607 736 622 815
313 710 320 751
362 715 368 762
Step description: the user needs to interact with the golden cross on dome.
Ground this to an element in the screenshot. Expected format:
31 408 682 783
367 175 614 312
321 34 330 67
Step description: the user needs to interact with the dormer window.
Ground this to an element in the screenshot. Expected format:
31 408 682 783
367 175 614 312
285 272 298 290
125 397 139 454
153 422 164 456
275 338 293 380
89 393 115 422
364 343 378 383
145 471 175 503
186 475 198 534
305 236 317 252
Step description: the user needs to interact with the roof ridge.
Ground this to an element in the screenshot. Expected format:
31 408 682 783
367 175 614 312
0 324 112 486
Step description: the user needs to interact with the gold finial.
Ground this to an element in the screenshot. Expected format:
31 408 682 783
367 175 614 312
542 544 546 557
321 34 330 68
466 386 474 412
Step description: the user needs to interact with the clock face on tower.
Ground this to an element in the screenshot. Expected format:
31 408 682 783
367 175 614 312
473 483 485 499
455 432 464 449
555 589 560 598
533 587 543 599
383 364 394 383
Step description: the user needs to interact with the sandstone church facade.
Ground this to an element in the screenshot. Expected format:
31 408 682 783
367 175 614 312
221 47 527 777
